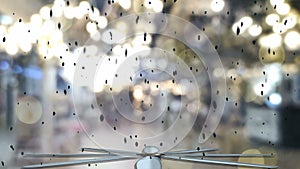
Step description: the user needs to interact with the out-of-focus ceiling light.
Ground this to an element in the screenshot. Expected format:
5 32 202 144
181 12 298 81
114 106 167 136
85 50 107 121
144 0 163 12
39 6 51 20
248 24 262 37
283 14 297 29
272 22 287 34
0 15 13 25
119 0 132 10
232 16 253 35
86 21 98 34
96 16 108 29
259 33 282 48
152 0 163 12
240 16 253 28
269 93 282 106
64 6 75 19
276 3 290 15
266 13 280 26
52 0 65 17
284 31 300 50
270 0 284 6
211 0 225 12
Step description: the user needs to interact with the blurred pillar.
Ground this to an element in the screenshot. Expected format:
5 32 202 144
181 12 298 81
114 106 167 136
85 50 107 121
0 69 7 128
41 59 56 152
6 76 18 129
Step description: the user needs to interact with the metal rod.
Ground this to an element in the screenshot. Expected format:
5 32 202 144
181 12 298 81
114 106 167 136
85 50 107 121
162 156 278 168
24 153 119 158
81 147 139 155
22 156 137 169
173 153 274 158
164 148 218 154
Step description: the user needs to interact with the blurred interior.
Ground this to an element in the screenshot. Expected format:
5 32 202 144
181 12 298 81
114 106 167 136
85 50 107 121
0 0 300 168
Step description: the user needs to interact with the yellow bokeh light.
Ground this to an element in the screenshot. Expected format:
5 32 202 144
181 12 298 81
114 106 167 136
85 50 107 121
16 96 43 124
258 46 285 65
238 149 264 169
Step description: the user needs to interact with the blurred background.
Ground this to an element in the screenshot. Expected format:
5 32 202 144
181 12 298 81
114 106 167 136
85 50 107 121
0 0 299 168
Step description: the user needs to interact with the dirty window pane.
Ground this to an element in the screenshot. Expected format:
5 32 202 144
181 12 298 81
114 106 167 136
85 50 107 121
0 0 299 169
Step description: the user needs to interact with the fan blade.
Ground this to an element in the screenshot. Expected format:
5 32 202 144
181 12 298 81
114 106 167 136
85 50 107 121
162 156 278 168
81 147 138 155
164 148 218 154
22 156 136 169
24 153 118 158
176 153 274 158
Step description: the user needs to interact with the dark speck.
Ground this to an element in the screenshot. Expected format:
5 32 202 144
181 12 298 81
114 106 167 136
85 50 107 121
212 100 217 109
1 161 4 166
2 37 5 42
144 33 147 41
202 133 206 140
100 114 104 122
236 27 240 35
10 145 15 151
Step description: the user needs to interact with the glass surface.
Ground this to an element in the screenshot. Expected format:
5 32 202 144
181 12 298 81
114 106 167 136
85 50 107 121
0 0 299 169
